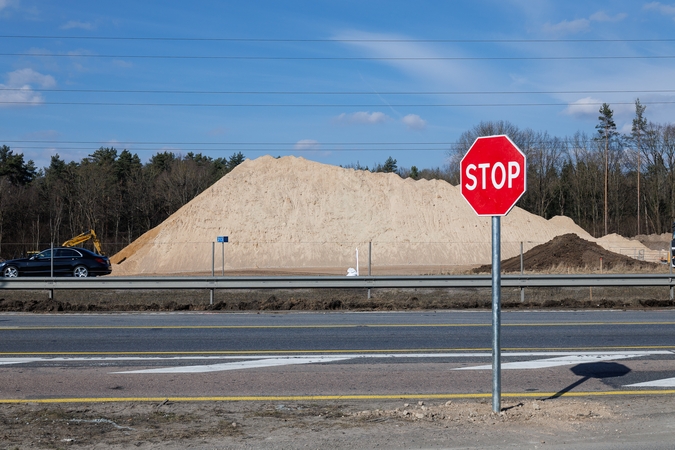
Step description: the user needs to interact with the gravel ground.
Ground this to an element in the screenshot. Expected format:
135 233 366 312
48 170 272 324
2 396 674 449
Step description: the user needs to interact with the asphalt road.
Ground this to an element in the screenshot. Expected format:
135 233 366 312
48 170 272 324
1 310 674 401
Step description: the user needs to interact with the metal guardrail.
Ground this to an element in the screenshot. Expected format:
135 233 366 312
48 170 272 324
0 274 673 290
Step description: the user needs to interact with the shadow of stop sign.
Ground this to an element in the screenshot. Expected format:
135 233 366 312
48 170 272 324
460 135 527 216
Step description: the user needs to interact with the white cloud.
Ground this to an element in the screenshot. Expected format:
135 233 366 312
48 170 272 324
644 2 675 16
0 87 44 106
333 30 481 88
542 18 590 34
113 59 133 68
7 68 56 88
562 97 604 118
294 139 320 150
61 20 95 30
335 111 390 125
589 11 627 22
401 114 427 130
543 10 626 35
0 0 16 12
0 69 56 107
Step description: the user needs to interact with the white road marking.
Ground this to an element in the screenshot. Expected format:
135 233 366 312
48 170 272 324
0 358 43 365
0 351 670 374
625 377 675 387
454 354 645 370
113 356 352 374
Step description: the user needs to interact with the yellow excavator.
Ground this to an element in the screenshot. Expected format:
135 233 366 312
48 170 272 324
62 229 104 255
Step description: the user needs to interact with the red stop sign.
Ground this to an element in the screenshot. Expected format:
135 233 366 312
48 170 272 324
460 135 526 216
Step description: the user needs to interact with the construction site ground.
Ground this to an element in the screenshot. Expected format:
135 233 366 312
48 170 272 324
2 395 675 449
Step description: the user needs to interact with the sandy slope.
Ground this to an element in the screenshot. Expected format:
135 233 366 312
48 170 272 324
111 156 658 275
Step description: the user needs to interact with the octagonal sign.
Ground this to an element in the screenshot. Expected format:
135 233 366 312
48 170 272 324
460 135 527 216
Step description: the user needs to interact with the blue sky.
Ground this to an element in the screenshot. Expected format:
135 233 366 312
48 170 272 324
2 0 675 171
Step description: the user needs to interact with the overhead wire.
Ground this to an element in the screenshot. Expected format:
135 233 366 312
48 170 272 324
2 88 675 95
2 35 675 43
3 53 675 60
2 100 674 107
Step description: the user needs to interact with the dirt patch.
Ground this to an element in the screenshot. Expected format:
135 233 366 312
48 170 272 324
473 233 661 273
1 397 671 449
0 283 673 313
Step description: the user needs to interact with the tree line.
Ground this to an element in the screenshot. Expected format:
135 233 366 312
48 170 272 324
0 146 244 258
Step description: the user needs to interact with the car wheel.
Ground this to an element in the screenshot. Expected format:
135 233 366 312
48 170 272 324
73 265 89 278
3 266 18 278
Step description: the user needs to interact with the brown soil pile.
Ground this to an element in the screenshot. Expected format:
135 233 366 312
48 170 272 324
474 233 661 273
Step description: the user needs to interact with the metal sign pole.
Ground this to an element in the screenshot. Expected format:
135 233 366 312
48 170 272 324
520 241 525 303
492 216 502 414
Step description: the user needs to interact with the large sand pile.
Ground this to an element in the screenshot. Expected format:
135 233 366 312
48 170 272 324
111 156 658 275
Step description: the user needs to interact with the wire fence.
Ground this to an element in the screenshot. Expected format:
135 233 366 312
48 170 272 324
0 239 669 276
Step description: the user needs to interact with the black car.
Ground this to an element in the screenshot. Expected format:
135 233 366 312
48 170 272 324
0 247 112 278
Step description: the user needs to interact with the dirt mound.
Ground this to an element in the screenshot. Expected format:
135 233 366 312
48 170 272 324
110 156 658 275
473 233 660 273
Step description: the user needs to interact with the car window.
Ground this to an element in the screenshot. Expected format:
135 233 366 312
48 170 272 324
37 249 53 259
56 249 80 258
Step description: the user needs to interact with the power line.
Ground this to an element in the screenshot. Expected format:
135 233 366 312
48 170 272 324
2 100 675 107
0 139 656 148
2 88 675 95
3 149 451 153
4 53 675 60
2 35 675 43
3 140 455 145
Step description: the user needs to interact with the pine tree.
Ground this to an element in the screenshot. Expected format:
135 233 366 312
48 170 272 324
631 99 647 235
595 103 618 236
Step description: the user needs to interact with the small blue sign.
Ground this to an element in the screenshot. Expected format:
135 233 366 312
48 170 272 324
217 236 229 243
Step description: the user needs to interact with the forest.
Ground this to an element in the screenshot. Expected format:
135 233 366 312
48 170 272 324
1 101 674 259
0 147 244 258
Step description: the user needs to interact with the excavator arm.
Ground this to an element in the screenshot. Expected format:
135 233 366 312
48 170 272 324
62 229 103 255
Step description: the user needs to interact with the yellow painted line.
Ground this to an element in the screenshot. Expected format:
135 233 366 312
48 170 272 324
1 321 674 331
0 390 674 404
0 345 674 356
0 348 489 356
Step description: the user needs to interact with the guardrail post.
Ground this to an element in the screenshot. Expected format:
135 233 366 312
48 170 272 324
670 260 673 301
50 241 54 300
211 242 215 305
520 241 525 303
368 241 372 299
